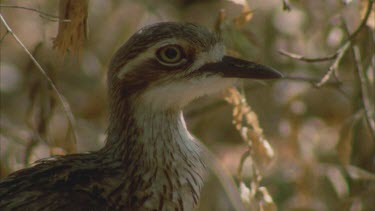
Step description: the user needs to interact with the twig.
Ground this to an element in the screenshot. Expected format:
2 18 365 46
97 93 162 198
279 42 349 87
283 76 343 87
0 5 70 22
344 0 374 43
279 50 338 62
316 42 350 87
285 75 351 98
340 16 375 141
352 46 375 141
279 0 373 61
279 0 374 88
0 14 78 150
237 150 250 182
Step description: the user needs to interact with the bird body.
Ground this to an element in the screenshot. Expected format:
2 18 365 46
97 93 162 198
0 22 282 210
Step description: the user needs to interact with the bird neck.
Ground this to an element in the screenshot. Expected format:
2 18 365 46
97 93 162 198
104 99 199 161
101 97 205 209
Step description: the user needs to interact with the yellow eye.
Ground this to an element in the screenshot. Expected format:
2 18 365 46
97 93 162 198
156 45 185 65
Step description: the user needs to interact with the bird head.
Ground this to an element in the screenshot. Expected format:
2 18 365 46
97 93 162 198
109 22 282 111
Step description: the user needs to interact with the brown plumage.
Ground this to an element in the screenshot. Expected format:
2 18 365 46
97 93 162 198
0 22 282 211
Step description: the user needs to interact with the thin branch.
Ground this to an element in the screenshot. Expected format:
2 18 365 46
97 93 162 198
316 42 350 87
279 49 338 62
279 0 374 88
341 16 375 140
237 150 250 182
0 5 70 22
352 46 375 141
314 1 373 88
279 0 373 62
283 76 343 87
0 14 78 150
345 0 374 43
283 76 350 98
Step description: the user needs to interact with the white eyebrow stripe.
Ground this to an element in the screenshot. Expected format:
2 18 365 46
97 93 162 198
117 38 181 79
156 38 179 47
117 50 154 79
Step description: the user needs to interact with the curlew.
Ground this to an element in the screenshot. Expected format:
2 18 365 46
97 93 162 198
0 22 282 211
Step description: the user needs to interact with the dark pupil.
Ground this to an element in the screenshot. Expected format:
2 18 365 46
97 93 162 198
165 48 178 59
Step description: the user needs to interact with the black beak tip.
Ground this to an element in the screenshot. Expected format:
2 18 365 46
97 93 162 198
251 65 284 79
267 67 284 79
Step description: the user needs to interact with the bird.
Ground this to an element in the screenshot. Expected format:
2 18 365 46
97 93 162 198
0 22 282 211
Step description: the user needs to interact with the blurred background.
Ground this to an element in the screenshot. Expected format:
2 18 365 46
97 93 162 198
1 0 374 210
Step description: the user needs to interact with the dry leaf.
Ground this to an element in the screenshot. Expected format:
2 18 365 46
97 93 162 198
224 87 275 168
239 182 252 205
258 186 277 211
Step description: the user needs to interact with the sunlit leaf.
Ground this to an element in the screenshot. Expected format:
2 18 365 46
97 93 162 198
239 181 252 205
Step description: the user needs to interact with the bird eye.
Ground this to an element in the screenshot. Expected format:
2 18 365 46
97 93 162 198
156 45 185 65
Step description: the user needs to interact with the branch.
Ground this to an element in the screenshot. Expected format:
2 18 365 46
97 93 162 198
279 0 374 88
0 14 78 151
345 0 374 43
282 76 343 87
316 42 350 87
278 50 337 62
339 14 375 141
352 46 375 141
0 5 70 22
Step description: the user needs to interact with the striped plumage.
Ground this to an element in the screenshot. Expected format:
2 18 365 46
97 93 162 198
0 22 282 210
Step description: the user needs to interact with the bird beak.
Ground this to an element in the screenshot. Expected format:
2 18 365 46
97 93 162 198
200 55 283 79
